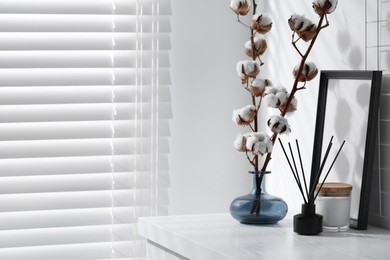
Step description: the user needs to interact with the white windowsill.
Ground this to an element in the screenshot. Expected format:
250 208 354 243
139 213 390 260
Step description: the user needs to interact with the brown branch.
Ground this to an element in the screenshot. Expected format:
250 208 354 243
236 15 251 28
248 123 255 132
257 56 264 66
292 33 304 57
261 12 328 172
297 81 307 90
256 96 263 111
246 151 256 168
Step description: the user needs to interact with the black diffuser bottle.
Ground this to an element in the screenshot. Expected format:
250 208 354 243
293 203 322 235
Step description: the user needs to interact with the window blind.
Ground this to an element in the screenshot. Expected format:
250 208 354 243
0 0 171 259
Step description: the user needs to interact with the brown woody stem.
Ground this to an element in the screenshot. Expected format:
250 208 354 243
261 12 327 172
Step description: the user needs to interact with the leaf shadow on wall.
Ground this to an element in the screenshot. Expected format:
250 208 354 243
333 98 351 182
336 11 363 69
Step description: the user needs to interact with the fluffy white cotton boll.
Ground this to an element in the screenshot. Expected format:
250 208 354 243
253 78 271 88
279 95 298 113
232 105 256 125
276 91 288 104
232 110 239 123
234 134 247 152
264 86 287 108
289 14 315 33
253 142 267 155
306 62 317 73
230 0 242 10
245 135 258 151
251 132 264 141
236 60 260 81
263 94 279 108
251 14 272 34
244 40 252 50
253 14 272 26
242 60 260 74
249 78 271 97
264 86 278 95
327 0 338 13
268 115 291 134
245 132 273 155
293 61 318 82
313 0 338 15
289 14 307 31
239 105 256 121
230 0 251 16
300 18 313 32
236 61 245 79
288 14 317 42
244 36 267 57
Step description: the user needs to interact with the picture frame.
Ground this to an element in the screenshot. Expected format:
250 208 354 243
310 70 382 230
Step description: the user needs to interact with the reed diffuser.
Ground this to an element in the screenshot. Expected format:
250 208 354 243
278 137 345 235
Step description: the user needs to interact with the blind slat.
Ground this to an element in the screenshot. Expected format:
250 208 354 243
0 84 171 105
0 154 170 176
0 224 136 248
0 207 155 231
0 51 170 68
0 33 171 51
0 137 170 159
0 15 171 33
0 120 171 140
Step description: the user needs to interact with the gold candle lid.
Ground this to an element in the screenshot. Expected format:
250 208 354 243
316 182 352 197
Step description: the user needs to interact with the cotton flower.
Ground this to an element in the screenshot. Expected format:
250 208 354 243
245 36 267 58
263 87 288 108
250 14 272 34
249 78 272 97
288 14 317 42
268 115 291 134
236 60 261 83
279 95 298 113
293 62 318 82
232 105 256 126
234 134 249 152
230 0 251 16
313 0 338 15
245 132 273 155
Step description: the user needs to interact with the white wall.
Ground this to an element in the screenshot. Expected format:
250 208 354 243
168 0 372 215
168 0 253 214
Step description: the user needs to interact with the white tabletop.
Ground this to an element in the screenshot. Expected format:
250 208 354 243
138 213 390 260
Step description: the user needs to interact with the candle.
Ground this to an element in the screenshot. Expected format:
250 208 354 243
316 182 352 231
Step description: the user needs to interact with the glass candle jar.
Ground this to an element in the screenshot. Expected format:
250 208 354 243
316 182 352 231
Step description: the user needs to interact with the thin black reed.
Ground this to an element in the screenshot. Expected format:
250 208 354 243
279 139 307 204
288 142 303 189
313 140 346 201
295 139 309 200
308 136 333 204
279 136 345 205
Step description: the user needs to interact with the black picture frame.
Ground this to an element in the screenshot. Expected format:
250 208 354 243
310 70 382 230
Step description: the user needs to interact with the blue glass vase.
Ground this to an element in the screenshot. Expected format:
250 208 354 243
230 171 288 224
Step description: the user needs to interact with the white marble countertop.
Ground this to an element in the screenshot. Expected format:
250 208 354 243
138 213 390 260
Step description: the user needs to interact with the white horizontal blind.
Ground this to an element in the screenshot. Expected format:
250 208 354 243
0 0 171 259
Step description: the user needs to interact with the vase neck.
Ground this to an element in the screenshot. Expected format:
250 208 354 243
251 173 266 194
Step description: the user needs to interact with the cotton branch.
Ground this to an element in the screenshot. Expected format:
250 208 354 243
261 12 328 172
